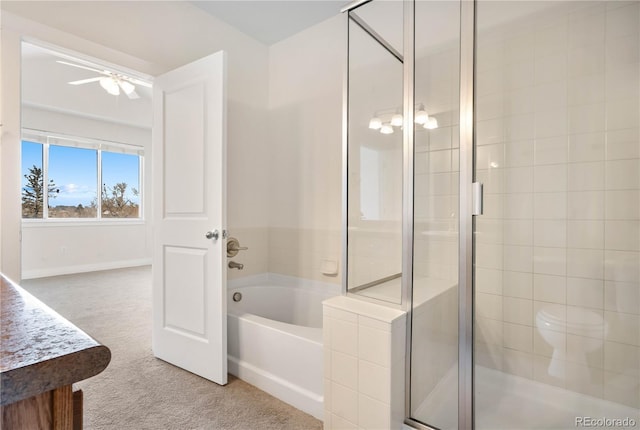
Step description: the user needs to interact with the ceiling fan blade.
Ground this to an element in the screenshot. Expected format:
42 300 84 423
68 77 102 85
58 60 151 88
118 80 140 99
57 60 108 75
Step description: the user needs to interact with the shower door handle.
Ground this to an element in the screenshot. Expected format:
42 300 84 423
472 182 483 216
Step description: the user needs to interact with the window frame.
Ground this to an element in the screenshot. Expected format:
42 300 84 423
21 129 144 223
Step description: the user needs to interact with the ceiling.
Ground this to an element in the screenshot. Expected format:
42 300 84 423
191 0 347 45
20 1 350 128
22 43 153 128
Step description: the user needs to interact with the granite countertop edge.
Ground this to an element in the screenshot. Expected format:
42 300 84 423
1 274 112 406
0 344 111 406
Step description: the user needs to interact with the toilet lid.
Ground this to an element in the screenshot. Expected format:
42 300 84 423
538 307 604 329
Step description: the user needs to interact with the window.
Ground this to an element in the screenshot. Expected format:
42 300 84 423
21 130 143 220
101 152 140 218
21 141 45 218
48 145 97 218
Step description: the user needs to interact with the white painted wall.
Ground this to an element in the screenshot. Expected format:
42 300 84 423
0 26 23 281
267 15 345 284
1 2 271 280
22 106 150 148
20 106 153 279
3 2 346 284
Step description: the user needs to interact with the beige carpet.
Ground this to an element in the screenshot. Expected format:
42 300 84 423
22 266 323 430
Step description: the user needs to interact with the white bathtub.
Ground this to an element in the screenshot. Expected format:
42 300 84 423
227 274 340 419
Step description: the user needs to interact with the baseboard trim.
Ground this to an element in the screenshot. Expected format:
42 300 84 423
21 258 152 280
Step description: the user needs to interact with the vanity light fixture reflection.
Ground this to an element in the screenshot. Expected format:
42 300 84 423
423 117 438 130
369 104 438 135
391 113 403 127
415 109 429 125
369 117 382 130
380 124 394 134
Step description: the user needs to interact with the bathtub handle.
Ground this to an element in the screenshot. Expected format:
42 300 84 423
227 237 248 257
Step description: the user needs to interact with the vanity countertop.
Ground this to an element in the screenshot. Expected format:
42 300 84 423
0 274 111 406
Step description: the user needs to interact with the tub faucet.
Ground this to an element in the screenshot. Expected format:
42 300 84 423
227 237 248 257
228 261 244 270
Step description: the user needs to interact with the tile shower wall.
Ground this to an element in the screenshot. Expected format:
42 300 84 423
414 44 460 283
475 1 639 408
226 227 269 281
323 296 406 430
269 228 341 283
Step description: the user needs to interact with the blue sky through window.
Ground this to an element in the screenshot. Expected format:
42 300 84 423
22 141 141 208
21 141 42 190
102 152 140 204
49 145 97 207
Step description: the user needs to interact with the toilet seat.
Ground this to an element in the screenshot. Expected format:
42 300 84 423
536 307 606 335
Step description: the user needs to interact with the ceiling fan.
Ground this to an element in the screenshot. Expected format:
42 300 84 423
57 60 152 99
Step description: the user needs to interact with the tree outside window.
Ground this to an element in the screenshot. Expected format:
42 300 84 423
21 138 143 220
101 152 140 218
21 165 59 218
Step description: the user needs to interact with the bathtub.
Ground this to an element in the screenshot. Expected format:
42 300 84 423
227 274 340 419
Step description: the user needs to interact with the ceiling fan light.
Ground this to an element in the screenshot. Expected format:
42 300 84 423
391 113 403 127
119 80 136 95
99 77 120 96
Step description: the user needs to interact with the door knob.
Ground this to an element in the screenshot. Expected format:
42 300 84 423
206 230 219 240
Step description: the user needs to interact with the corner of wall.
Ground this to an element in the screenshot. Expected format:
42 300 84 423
1 26 23 281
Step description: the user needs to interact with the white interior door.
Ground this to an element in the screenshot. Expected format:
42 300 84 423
152 51 227 385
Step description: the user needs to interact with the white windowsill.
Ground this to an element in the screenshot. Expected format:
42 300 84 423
22 218 146 228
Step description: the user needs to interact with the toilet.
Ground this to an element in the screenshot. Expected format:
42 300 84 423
535 306 608 378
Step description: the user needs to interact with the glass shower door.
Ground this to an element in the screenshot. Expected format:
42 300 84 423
474 1 640 428
409 1 461 429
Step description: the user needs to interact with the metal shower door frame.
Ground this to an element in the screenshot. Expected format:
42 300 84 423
341 0 477 428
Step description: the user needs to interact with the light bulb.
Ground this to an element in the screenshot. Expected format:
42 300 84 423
415 110 429 125
99 77 120 96
369 117 382 130
424 117 438 130
380 124 394 134
391 114 403 127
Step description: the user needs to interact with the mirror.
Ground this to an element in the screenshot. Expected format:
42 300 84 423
346 0 404 304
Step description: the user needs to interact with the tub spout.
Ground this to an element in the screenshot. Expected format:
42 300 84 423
228 261 244 270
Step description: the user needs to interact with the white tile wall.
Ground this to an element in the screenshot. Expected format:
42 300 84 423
504 271 533 299
226 227 269 281
323 296 406 430
534 274 566 303
475 0 640 409
269 227 341 284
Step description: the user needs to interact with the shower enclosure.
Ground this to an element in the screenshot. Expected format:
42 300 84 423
344 0 640 428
